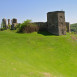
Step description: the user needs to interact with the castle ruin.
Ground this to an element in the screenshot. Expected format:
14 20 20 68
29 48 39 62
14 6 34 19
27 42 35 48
2 11 70 35
8 19 10 25
2 18 8 29
47 11 66 35
66 22 70 32
11 18 17 30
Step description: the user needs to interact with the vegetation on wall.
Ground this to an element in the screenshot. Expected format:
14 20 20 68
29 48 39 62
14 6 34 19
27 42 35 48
0 22 6 30
8 25 11 29
17 20 39 33
71 23 77 32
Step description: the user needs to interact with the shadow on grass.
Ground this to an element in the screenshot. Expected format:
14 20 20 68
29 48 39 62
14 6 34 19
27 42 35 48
16 30 56 36
37 31 55 36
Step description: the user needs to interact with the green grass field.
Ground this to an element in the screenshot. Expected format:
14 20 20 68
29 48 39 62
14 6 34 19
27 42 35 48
0 30 77 77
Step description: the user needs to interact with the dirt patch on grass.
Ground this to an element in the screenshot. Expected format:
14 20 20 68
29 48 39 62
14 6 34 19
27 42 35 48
43 72 51 77
71 35 77 41
39 72 55 77
20 74 27 77
13 68 17 71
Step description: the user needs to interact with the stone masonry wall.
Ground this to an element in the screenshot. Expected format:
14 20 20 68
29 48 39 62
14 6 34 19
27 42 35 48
11 18 17 30
47 11 66 35
66 22 70 32
47 12 59 35
34 22 48 31
2 18 8 29
58 12 66 35
8 19 10 25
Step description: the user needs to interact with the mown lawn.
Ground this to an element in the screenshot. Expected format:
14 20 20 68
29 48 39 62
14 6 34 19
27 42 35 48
0 30 77 77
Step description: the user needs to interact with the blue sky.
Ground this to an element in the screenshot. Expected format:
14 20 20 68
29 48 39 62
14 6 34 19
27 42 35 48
0 0 77 26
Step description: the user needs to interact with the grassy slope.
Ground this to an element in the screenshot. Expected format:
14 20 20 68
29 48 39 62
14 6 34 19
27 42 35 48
0 30 77 77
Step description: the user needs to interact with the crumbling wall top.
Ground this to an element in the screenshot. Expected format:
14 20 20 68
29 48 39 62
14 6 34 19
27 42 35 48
47 11 65 14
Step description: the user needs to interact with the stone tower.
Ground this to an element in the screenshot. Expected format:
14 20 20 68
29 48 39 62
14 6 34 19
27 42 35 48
66 22 70 32
2 18 8 29
11 18 17 30
8 19 10 25
47 11 66 35
12 18 17 24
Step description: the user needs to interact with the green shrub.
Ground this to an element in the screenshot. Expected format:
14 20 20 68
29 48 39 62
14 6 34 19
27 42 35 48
17 20 31 32
8 25 11 29
20 20 32 28
17 20 39 33
15 23 21 30
0 27 6 31
22 23 39 33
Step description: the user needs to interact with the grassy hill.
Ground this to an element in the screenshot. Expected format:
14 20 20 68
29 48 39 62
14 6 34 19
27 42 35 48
0 30 77 77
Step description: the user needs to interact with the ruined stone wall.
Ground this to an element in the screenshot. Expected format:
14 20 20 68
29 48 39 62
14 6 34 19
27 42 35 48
47 12 59 35
12 18 17 24
2 18 8 29
1 11 68 35
8 19 10 25
66 22 70 32
33 22 48 31
11 18 17 30
2 18 7 28
47 11 66 35
58 12 66 35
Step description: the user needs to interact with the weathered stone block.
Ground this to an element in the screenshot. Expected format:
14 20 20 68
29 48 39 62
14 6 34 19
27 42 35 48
47 11 66 35
66 22 70 32
11 18 17 30
34 22 48 31
8 19 10 25
12 18 17 24
2 18 8 29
